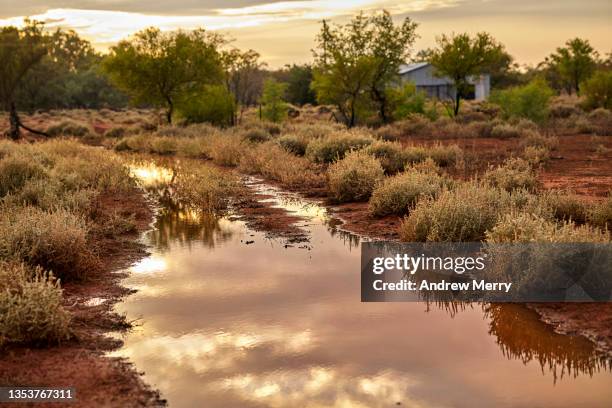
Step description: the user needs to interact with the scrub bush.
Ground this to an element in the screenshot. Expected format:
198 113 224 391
399 182 510 242
277 134 309 156
369 170 450 216
204 134 244 166
0 262 70 347
305 131 373 163
483 158 538 191
523 146 550 166
490 79 553 123
540 190 588 223
588 195 612 231
46 121 92 137
0 157 46 197
490 123 521 139
364 140 408 174
327 150 384 202
520 131 559 150
582 70 612 110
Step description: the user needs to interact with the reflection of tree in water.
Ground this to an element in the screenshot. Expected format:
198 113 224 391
147 204 234 251
325 217 361 250
484 303 611 381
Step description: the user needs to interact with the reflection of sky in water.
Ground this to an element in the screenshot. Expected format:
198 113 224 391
113 174 612 408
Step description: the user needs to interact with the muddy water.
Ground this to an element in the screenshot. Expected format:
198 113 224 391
113 166 612 408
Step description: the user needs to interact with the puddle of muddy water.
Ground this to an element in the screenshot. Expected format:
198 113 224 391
112 163 612 408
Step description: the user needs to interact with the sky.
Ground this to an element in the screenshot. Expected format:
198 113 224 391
0 0 610 68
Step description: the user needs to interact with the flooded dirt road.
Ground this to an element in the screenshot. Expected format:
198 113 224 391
112 166 612 408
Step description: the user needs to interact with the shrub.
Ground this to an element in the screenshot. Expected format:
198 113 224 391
327 150 384 203
277 134 309 156
0 156 46 197
172 162 237 212
520 130 559 150
540 190 588 223
149 137 178 155
0 207 99 281
0 262 70 347
176 85 235 126
427 144 463 167
486 212 609 243
369 170 450 216
364 140 408 174
483 158 538 191
490 78 553 123
399 182 510 242
490 124 521 139
549 96 582 118
582 70 612 110
588 196 612 230
239 143 325 187
261 79 289 123
523 146 550 166
104 126 127 138
305 131 373 163
204 134 244 166
390 82 426 120
242 128 271 143
46 121 92 137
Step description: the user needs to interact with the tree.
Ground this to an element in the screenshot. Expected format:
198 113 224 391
0 20 50 139
103 27 224 124
547 38 599 95
311 12 418 127
260 79 288 123
582 70 612 110
284 64 317 106
430 32 505 116
221 48 265 125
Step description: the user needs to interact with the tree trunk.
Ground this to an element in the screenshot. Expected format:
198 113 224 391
454 92 461 117
8 103 20 140
165 96 174 124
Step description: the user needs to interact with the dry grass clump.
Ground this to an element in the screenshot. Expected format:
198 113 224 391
540 190 588 223
305 130 373 163
523 146 550 166
369 169 450 217
427 144 463 167
0 156 46 197
0 207 99 282
0 262 71 347
490 123 522 139
276 134 309 156
483 158 538 191
486 212 609 243
104 126 128 138
399 182 511 242
239 143 325 187
46 121 92 137
549 96 582 119
520 130 559 150
204 133 244 166
172 162 238 212
364 140 409 174
327 150 384 203
588 195 612 231
242 128 271 143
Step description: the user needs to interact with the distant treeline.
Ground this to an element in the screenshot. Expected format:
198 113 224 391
1 12 610 135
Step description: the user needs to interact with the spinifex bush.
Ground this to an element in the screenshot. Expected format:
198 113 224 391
399 182 511 242
486 212 610 243
490 123 522 139
277 134 309 156
305 130 373 163
483 158 538 191
0 207 99 281
239 143 325 187
540 190 588 223
588 195 612 231
327 150 384 203
520 130 559 150
172 162 237 212
369 169 451 217
523 146 550 166
0 262 71 347
46 121 92 137
364 140 409 174
0 156 46 197
204 133 244 166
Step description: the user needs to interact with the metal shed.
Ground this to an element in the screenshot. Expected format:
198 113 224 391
399 62 490 101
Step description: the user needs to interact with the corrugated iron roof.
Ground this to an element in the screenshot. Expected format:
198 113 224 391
398 62 430 75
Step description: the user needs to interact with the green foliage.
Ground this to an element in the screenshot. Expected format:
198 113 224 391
430 32 505 116
177 85 235 126
547 38 598 95
261 79 289 123
284 64 317 106
490 79 554 123
103 27 224 123
327 150 384 202
389 82 426 120
312 12 418 126
582 70 612 110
